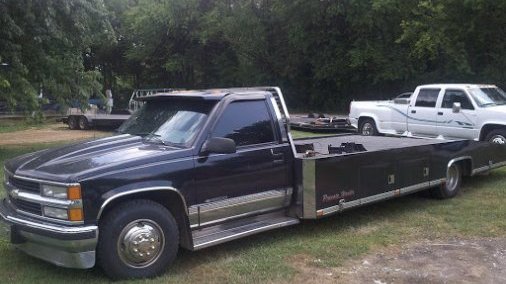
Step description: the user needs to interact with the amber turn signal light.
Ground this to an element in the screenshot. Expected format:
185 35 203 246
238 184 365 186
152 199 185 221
67 185 82 200
68 208 84 221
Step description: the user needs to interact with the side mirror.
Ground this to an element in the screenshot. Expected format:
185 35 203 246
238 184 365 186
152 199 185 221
452 102 461 113
393 98 410 105
201 137 236 155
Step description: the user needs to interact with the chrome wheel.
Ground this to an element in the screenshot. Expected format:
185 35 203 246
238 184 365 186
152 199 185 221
361 122 374 135
117 219 165 268
446 164 460 193
489 135 506 145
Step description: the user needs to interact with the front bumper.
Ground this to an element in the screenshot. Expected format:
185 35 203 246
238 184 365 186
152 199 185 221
349 117 359 129
0 198 98 269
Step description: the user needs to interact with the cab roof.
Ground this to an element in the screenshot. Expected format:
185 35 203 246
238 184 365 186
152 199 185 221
417 83 498 89
137 87 279 101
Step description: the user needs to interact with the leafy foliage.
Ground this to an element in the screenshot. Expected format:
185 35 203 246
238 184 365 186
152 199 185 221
1 0 505 112
0 0 113 112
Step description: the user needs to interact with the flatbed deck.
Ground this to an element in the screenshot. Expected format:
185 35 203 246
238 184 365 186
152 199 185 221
292 134 506 219
294 135 449 154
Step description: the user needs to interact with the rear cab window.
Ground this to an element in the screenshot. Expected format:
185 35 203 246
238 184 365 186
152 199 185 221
415 89 440 108
211 100 276 147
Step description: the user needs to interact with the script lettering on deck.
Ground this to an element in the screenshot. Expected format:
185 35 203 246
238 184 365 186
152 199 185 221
322 190 355 203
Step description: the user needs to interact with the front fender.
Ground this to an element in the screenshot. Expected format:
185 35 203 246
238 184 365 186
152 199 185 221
97 180 187 220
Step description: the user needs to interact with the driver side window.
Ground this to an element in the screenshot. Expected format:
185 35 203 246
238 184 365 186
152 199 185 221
441 90 474 110
212 100 275 147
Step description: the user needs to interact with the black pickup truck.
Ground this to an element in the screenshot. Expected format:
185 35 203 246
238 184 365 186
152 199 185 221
1 87 505 279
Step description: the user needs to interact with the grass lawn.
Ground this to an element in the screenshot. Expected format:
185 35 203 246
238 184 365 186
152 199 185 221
0 118 53 133
1 133 506 283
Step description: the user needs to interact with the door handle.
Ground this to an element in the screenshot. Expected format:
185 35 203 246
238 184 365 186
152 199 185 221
270 148 283 157
271 149 284 164
437 112 443 115
411 110 416 114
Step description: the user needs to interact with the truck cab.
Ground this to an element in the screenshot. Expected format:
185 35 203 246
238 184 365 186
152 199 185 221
350 84 506 143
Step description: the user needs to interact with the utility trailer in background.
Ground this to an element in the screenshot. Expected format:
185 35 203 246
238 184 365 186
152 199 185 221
290 114 355 133
61 88 175 130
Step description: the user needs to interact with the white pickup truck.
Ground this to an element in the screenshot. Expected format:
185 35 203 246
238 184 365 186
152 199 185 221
349 84 506 144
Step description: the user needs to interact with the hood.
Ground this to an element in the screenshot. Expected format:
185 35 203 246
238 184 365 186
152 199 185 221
5 134 192 182
485 105 506 113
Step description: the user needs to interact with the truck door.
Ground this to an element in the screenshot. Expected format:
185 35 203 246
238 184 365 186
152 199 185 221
190 99 293 228
407 88 441 137
437 89 479 139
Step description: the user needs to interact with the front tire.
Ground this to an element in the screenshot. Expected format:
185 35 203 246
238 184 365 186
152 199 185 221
431 163 462 199
97 199 179 280
359 118 378 136
485 129 506 145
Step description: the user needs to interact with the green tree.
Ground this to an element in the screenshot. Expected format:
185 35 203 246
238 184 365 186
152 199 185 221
0 0 114 113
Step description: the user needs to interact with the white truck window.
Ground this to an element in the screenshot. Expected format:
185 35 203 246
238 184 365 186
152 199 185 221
415 89 440 108
441 90 474 110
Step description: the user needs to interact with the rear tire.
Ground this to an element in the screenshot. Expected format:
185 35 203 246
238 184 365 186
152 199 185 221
97 199 179 280
485 129 506 145
78 116 89 130
359 118 378 136
68 116 78 130
430 163 462 199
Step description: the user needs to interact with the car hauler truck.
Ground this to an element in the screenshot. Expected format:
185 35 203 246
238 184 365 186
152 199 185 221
2 87 506 279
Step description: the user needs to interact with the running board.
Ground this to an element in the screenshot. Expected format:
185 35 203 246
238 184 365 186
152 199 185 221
191 211 299 250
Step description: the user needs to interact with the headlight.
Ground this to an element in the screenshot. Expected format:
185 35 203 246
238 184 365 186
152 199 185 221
43 206 83 221
41 184 82 200
43 206 68 220
41 184 68 199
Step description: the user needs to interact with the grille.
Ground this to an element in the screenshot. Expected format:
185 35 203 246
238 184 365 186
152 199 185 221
10 198 42 215
8 176 40 193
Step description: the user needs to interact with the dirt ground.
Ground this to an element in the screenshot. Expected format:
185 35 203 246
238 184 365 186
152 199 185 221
289 238 506 284
0 123 111 145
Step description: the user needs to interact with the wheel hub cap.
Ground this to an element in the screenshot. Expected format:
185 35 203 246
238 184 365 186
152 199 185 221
362 123 373 135
447 165 459 192
118 219 165 268
491 135 506 145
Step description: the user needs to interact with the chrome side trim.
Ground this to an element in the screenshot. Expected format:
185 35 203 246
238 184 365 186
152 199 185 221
302 159 316 218
316 179 446 217
491 161 506 169
471 161 506 176
188 188 292 228
97 186 188 219
192 212 299 250
194 219 299 250
472 165 490 175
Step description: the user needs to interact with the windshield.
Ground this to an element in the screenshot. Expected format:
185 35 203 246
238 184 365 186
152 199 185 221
468 87 506 107
118 99 216 146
